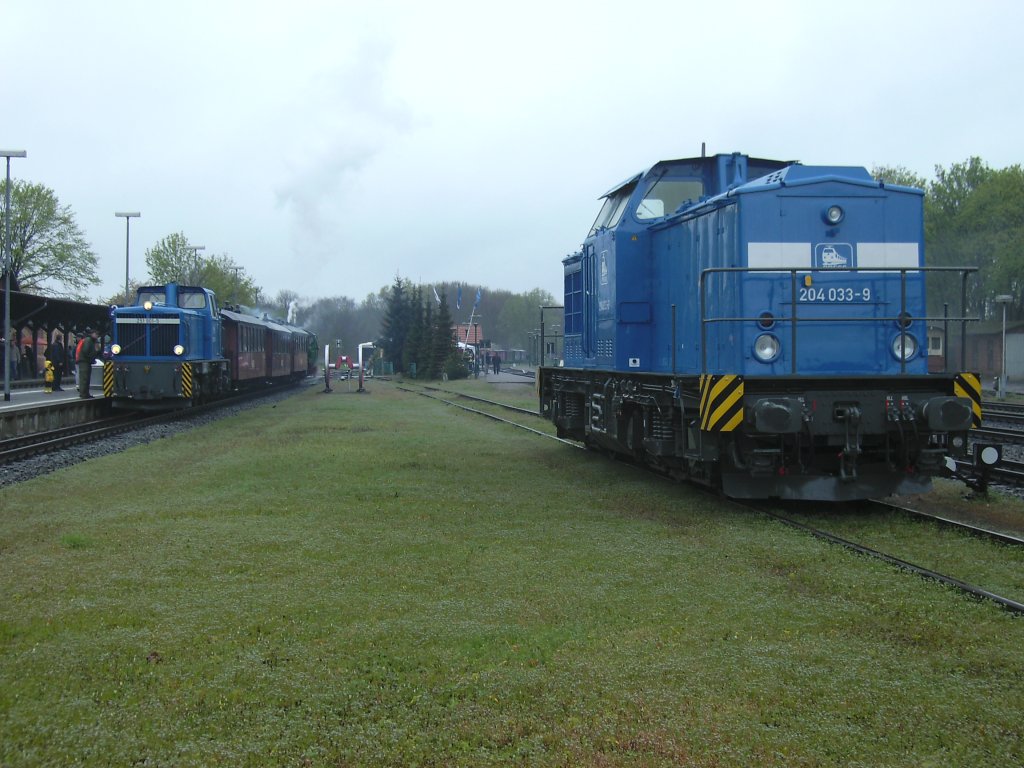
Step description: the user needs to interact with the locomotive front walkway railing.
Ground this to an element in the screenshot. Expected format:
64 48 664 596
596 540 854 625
697 266 978 375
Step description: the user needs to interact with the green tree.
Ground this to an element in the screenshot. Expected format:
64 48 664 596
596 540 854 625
924 158 999 318
871 165 929 190
379 275 412 372
418 299 435 378
143 232 261 305
952 165 1024 317
402 286 424 375
0 179 98 298
142 232 193 284
432 289 456 378
496 288 556 352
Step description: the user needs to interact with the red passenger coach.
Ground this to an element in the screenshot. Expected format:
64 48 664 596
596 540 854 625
266 320 293 378
221 308 269 383
221 307 314 387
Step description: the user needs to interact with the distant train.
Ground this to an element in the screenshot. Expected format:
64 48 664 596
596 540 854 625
105 283 317 409
538 152 983 501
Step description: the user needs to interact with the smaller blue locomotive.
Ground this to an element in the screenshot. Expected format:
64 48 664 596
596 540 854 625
105 283 315 409
539 152 982 501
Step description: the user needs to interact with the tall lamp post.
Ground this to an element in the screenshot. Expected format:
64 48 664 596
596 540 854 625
184 245 205 283
996 294 1013 399
2 149 27 403
115 211 140 304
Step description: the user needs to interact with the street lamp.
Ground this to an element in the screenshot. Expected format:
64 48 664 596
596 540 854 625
996 294 1013 399
183 244 205 284
2 149 27 403
115 211 140 304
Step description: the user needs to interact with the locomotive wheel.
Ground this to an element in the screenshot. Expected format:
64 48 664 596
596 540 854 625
624 411 644 460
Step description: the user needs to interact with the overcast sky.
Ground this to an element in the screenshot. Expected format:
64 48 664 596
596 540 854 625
3 0 1022 308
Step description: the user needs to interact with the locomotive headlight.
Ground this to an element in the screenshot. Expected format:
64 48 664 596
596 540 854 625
890 333 919 361
143 300 153 311
824 205 844 225
173 344 185 356
753 333 781 363
111 344 121 355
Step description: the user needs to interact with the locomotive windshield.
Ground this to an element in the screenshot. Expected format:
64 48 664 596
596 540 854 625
134 288 209 310
137 290 166 306
589 183 635 236
635 179 704 219
178 290 208 309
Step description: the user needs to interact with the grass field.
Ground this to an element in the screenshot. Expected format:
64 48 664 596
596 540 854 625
2 379 1023 766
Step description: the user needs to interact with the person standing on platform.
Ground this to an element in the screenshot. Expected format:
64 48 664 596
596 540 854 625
5 332 18 381
45 333 67 392
76 328 101 398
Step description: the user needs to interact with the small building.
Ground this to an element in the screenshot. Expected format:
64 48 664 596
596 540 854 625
943 320 1024 387
454 323 483 346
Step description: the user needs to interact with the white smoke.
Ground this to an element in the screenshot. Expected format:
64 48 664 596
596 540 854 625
287 299 299 324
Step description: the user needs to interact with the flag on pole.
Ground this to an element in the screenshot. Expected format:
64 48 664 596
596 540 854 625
474 288 481 308
456 285 462 310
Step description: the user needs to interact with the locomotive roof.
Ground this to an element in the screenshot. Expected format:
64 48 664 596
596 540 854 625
730 163 915 192
598 155 794 199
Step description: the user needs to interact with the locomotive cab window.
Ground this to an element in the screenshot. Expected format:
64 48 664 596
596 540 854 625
138 290 166 306
179 291 207 309
589 184 635 236
635 179 704 220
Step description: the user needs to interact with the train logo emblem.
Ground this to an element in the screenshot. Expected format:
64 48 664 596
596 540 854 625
814 243 854 269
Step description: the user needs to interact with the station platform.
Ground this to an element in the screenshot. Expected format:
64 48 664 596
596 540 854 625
0 366 110 438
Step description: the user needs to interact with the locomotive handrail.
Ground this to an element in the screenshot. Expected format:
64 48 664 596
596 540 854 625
698 265 978 375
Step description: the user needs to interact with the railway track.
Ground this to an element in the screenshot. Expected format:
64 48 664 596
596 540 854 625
396 384 577 448
400 382 1024 615
0 413 147 464
419 384 541 419
0 382 306 467
753 502 1024 615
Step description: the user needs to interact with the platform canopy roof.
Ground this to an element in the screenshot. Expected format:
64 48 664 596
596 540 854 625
1 289 111 340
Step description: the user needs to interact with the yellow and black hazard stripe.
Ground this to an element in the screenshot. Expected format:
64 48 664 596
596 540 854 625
181 362 193 399
699 374 744 432
953 372 982 428
102 361 114 398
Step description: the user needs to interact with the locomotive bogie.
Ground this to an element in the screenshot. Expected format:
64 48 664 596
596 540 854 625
540 367 975 501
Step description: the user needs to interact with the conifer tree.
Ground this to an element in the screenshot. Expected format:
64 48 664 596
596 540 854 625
380 276 411 372
433 290 456 377
417 300 433 377
403 286 423 375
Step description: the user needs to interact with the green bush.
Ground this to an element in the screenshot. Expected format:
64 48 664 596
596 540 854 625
444 352 470 379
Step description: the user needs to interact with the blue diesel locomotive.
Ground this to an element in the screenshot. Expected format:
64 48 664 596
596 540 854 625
538 152 981 501
104 283 315 409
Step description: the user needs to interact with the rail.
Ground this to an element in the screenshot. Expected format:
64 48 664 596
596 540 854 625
698 265 978 375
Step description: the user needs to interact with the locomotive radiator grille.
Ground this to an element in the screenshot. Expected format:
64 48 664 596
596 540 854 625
699 374 744 432
953 373 982 428
115 315 181 357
